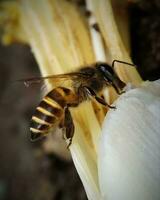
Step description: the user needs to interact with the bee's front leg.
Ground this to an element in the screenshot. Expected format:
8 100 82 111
81 86 116 109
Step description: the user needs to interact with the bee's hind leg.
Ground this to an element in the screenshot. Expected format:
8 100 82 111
60 106 74 148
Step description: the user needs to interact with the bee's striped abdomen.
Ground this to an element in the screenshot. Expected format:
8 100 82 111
30 87 76 141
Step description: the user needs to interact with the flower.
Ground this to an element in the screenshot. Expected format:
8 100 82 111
99 80 160 200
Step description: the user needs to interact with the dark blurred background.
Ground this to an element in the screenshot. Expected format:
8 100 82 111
0 1 160 200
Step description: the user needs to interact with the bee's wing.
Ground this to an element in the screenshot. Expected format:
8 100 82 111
16 72 86 90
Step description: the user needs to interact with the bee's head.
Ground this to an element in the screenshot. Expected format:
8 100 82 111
96 62 116 83
96 62 125 92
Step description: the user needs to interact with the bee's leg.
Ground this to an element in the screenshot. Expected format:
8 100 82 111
111 83 125 95
59 119 66 140
82 86 116 109
61 106 74 148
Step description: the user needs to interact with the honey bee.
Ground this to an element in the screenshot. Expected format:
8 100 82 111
22 60 135 147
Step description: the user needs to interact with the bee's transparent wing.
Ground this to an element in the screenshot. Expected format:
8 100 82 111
16 72 88 95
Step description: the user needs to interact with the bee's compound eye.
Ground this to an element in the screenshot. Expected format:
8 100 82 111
97 63 114 74
97 62 115 82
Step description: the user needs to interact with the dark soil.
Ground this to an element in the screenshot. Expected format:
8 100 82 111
0 1 160 200
130 0 160 80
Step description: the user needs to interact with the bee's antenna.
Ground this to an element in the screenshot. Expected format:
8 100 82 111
112 60 136 70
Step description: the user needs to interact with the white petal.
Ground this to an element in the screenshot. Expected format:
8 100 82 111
98 80 160 200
